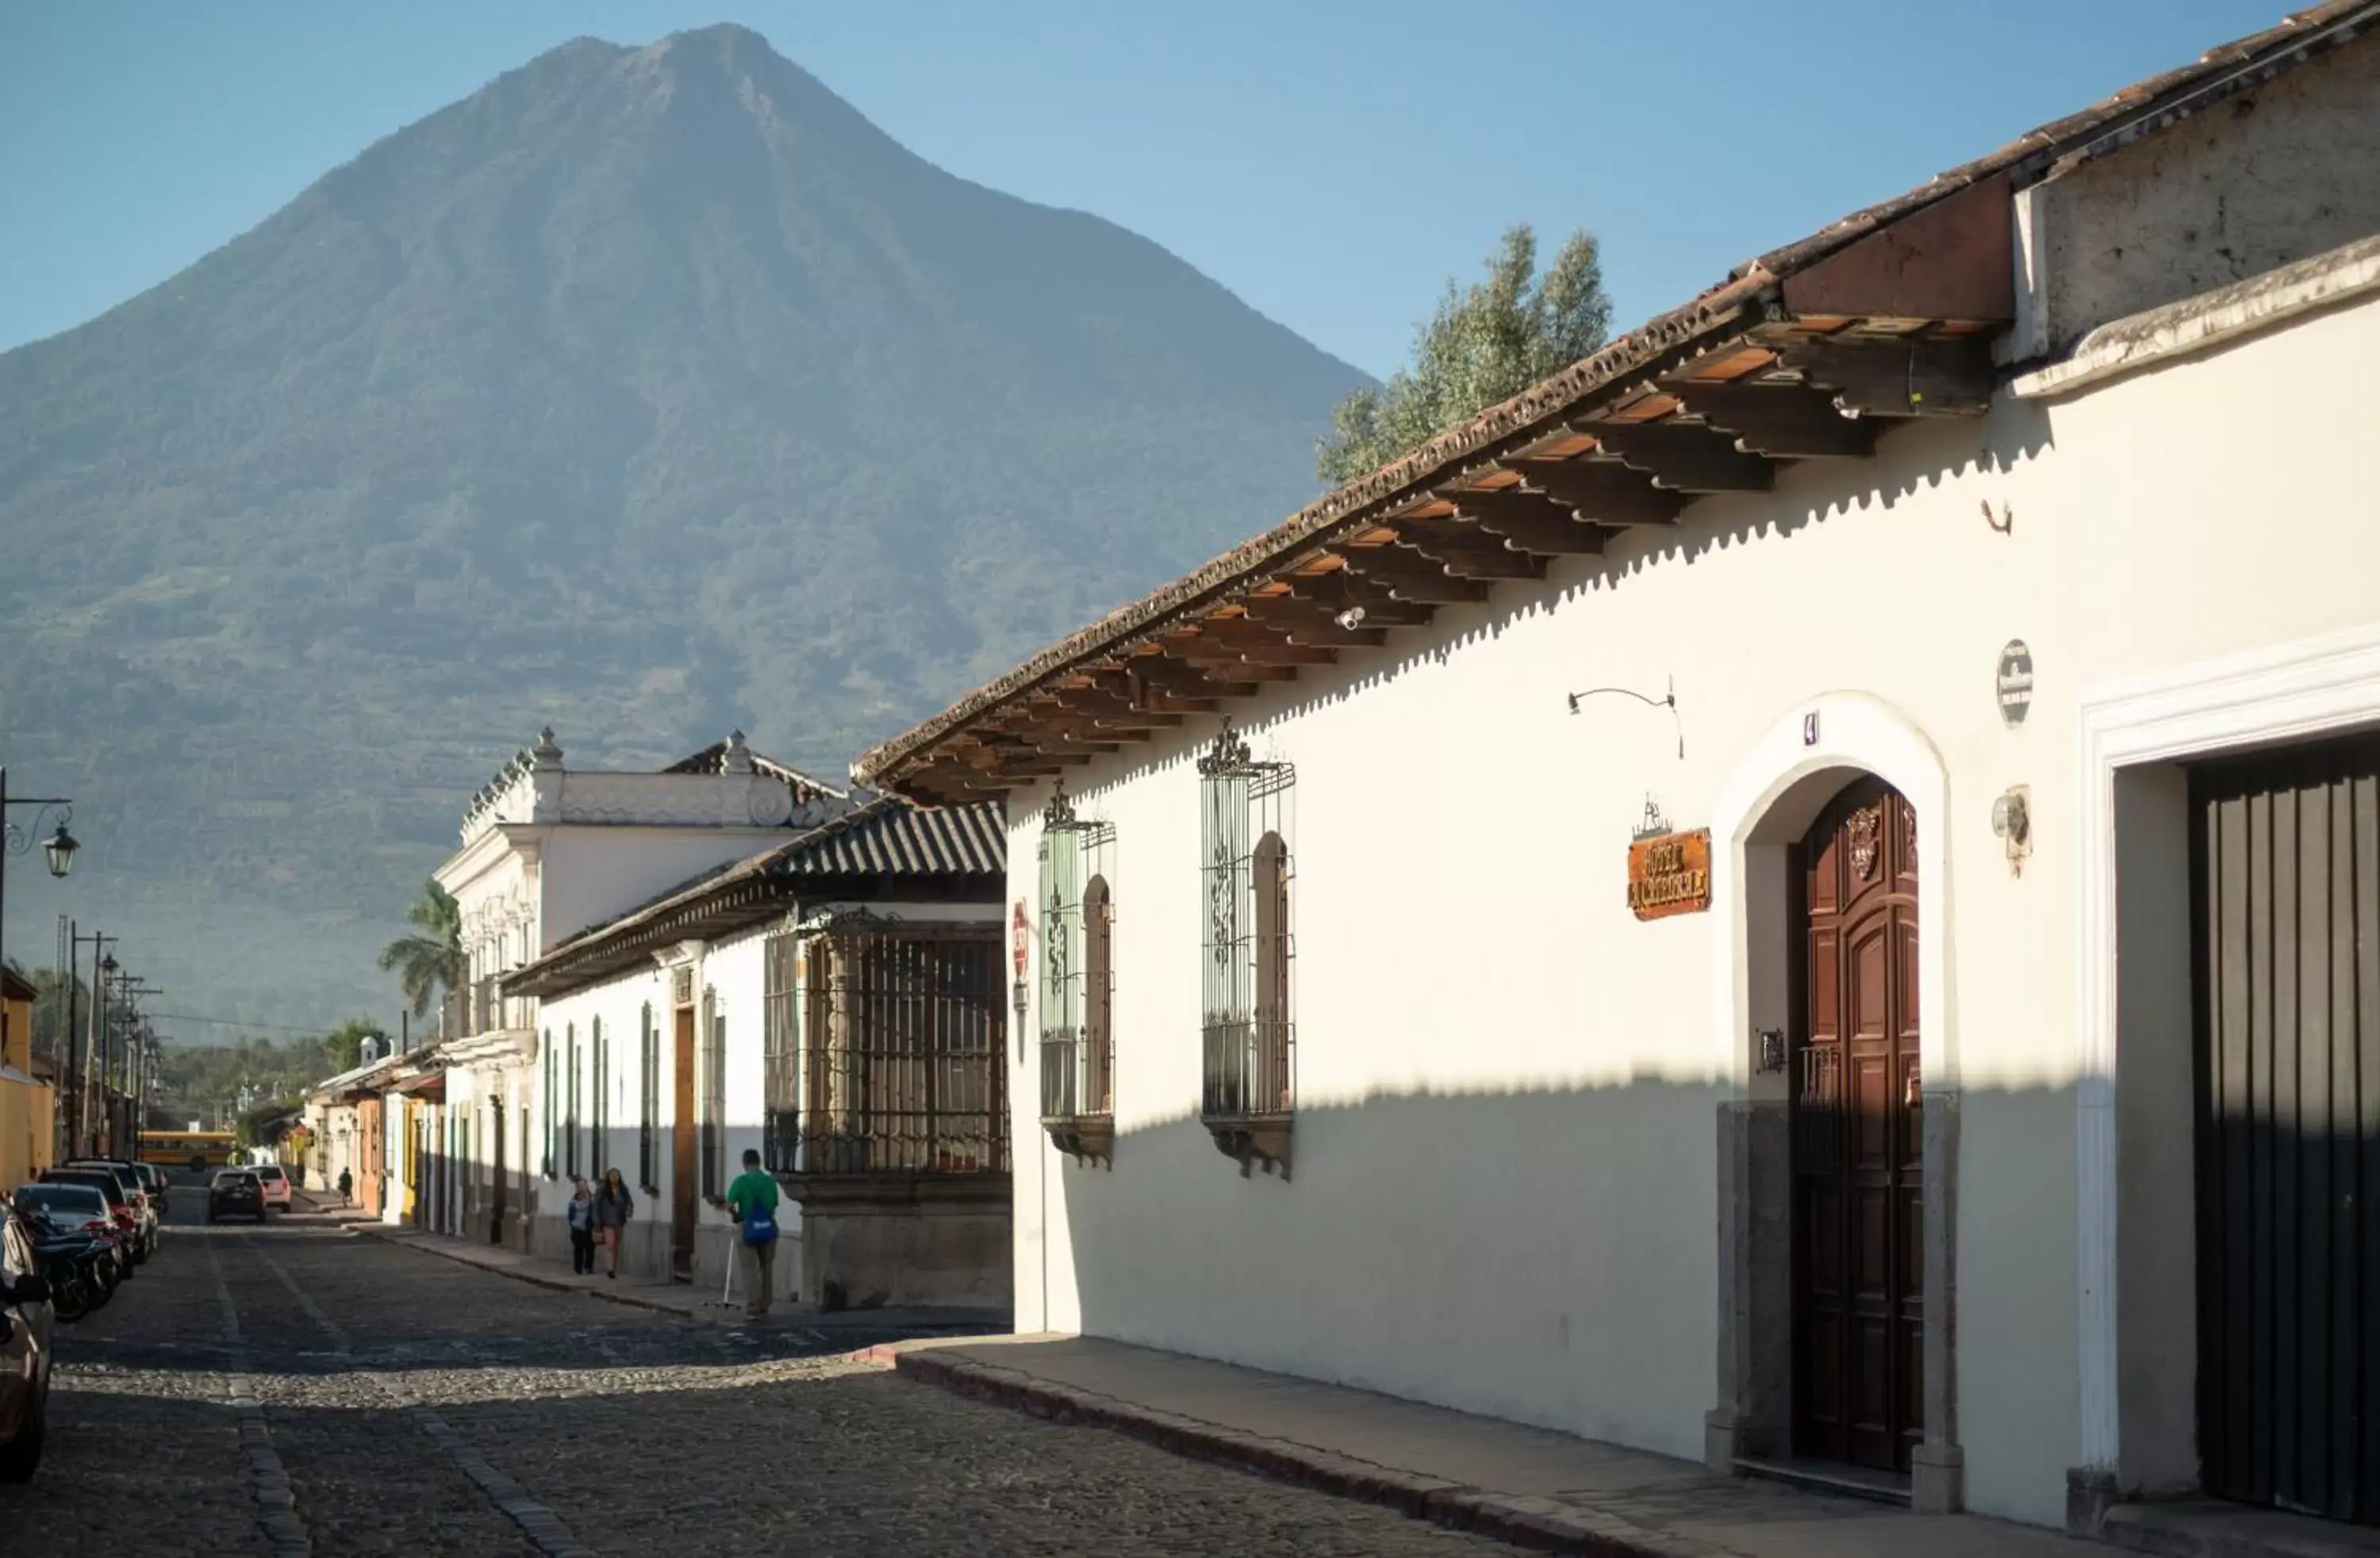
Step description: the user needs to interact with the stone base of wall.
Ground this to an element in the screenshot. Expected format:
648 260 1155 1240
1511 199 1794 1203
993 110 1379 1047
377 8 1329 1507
785 1172 1011 1310
689 1224 801 1307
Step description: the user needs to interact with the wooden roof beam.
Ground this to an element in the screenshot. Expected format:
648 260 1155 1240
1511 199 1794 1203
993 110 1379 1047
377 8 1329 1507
1656 379 1881 459
1441 488 1608 555
1772 334 1996 417
1503 460 1686 526
1265 577 1438 628
1384 526 1545 581
1329 547 1492 604
1580 420 1775 493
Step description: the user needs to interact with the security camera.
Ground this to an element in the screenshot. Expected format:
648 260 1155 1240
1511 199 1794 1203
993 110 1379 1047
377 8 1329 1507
1334 606 1366 631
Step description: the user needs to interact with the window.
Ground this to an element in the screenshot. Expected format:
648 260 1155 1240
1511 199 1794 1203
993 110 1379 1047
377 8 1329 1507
701 990 726 1199
541 1030 556 1178
1036 782 1116 1163
762 931 800 1171
564 1023 581 1179
591 1015 606 1177
1196 718 1294 1176
638 1002 657 1189
793 926 1008 1175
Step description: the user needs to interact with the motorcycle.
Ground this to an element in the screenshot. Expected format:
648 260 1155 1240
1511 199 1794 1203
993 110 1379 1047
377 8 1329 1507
29 1215 117 1324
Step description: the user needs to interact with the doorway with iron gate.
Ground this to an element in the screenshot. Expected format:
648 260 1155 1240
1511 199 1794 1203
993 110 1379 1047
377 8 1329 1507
2187 731 2380 1528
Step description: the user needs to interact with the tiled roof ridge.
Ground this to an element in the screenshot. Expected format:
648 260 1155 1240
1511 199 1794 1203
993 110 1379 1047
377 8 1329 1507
516 794 999 982
850 0 2378 790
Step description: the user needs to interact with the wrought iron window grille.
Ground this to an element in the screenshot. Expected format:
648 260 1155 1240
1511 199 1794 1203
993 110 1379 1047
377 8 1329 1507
787 926 1009 1179
700 988 725 1201
1196 719 1296 1180
1037 780 1117 1166
762 931 800 1173
637 1003 657 1191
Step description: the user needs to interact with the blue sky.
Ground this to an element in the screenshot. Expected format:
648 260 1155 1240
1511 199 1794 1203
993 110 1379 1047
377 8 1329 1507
1 0 2295 376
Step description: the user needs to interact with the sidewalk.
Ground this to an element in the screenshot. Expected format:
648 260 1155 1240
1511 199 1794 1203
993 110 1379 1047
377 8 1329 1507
361 1221 1008 1335
877 1334 2077 1558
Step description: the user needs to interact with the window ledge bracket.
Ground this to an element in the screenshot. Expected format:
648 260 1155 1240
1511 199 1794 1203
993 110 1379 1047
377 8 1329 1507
1200 1113 1292 1180
1041 1115 1115 1169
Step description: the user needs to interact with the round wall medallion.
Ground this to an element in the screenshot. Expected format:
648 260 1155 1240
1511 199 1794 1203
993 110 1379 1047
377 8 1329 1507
1996 639 2034 727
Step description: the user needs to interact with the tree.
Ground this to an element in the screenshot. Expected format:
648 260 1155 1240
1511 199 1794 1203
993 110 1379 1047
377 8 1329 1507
377 879 464 1021
1317 224 1611 486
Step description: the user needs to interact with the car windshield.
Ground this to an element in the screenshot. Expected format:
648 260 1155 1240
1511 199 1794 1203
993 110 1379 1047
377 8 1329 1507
14 1185 108 1217
44 1171 125 1204
213 1172 259 1188
255 1165 286 1180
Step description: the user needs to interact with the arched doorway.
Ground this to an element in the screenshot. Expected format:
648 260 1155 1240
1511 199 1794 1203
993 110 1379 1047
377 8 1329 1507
1792 777 1922 1475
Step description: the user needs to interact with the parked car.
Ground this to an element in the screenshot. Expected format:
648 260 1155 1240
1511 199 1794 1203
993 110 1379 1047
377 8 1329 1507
37 1170 142 1274
13 1186 117 1322
60 1161 157 1260
129 1162 169 1216
207 1171 266 1224
250 1163 292 1212
0 1192 56 1480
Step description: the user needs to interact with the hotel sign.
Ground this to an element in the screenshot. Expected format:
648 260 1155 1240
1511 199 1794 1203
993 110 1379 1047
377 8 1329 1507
1627 828 1713 921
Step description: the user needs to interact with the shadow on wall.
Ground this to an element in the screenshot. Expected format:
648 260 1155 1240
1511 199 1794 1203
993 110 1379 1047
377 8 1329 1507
1053 1074 2087 1512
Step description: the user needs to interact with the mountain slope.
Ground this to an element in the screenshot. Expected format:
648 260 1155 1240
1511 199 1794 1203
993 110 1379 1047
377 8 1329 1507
0 25 1365 1026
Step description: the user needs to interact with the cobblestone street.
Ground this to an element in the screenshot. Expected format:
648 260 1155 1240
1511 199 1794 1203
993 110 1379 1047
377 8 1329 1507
1 1189 1506 1556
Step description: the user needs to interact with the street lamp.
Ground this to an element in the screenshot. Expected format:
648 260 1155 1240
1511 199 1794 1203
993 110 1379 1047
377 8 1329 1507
0 764 79 980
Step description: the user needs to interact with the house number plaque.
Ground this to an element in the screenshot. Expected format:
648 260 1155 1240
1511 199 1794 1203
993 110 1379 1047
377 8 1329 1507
1626 827 1713 921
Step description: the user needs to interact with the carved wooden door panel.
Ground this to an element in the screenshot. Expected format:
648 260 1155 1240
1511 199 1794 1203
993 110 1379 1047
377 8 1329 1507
1793 778 1922 1474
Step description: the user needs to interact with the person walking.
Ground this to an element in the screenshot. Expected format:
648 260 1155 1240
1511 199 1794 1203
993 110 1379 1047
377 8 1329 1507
336 1167 352 1207
724 1149 781 1321
593 1167 633 1280
565 1177 596 1276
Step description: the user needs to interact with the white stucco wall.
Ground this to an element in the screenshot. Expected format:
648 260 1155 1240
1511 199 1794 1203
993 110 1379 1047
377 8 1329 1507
1006 290 2380 1529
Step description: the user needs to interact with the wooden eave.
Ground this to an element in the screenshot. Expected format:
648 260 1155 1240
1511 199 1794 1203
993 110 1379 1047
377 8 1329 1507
854 1 2380 807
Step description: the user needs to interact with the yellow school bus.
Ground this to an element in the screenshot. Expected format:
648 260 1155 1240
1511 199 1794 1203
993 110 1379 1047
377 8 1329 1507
139 1130 236 1171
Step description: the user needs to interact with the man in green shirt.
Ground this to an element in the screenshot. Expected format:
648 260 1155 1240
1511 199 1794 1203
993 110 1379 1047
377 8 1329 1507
725 1149 781 1320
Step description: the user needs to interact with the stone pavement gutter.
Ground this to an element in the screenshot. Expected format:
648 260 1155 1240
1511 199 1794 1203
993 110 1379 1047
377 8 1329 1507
357 1221 1011 1337
870 1337 2077 1558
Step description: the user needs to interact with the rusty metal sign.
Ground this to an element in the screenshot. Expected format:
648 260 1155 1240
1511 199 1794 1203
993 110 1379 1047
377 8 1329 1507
1627 828 1713 921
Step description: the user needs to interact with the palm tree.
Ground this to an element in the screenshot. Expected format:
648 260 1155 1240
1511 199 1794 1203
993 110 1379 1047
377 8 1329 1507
378 879 463 1022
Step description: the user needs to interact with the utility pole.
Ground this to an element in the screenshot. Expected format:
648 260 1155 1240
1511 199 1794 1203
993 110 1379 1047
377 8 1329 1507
75 931 114 1155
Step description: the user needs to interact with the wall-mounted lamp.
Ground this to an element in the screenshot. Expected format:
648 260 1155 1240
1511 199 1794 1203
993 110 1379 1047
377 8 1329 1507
1990 785 2033 877
1565 676 1684 759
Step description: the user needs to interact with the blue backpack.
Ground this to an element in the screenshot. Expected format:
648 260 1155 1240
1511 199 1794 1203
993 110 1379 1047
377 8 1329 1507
741 1199 777 1245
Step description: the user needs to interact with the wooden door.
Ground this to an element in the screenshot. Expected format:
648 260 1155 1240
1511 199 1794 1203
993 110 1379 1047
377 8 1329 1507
671 1004 697 1279
490 1097 507 1243
1792 778 1922 1474
2191 733 2380 1526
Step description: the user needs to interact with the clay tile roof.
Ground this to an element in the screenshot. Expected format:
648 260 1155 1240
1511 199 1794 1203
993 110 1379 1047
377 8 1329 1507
852 1 2378 796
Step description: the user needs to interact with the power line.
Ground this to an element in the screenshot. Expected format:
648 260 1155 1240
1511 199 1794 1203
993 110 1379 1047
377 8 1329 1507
143 1011 378 1037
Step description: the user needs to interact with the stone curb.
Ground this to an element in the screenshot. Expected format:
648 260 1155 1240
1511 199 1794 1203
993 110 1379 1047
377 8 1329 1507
873 1346 1711 1558
356 1227 697 1320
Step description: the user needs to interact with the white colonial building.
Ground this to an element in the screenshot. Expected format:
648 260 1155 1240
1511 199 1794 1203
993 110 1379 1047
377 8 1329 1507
855 9 2380 1542
505 797 1008 1306
417 728 849 1247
